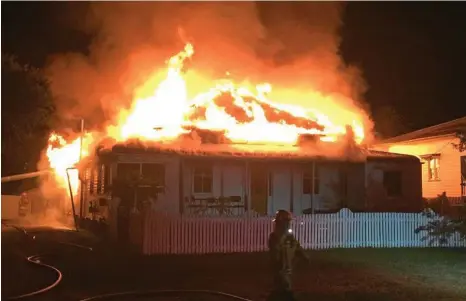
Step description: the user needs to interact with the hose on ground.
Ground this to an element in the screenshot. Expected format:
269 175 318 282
4 222 93 300
79 289 254 301
4 223 254 301
6 254 63 300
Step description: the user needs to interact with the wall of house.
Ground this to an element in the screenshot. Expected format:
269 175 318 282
181 159 354 216
267 163 292 214
345 163 367 211
374 135 462 198
109 154 368 216
293 162 342 214
365 158 423 212
182 159 247 216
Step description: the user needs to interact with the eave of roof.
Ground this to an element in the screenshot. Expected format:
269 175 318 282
376 116 466 144
97 142 419 163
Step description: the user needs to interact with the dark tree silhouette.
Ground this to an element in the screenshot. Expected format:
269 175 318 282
452 130 466 152
1 54 56 191
372 105 411 139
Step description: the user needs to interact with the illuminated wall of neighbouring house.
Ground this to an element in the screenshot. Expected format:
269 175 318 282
373 134 462 198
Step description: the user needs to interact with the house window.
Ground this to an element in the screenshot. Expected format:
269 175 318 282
117 163 140 181
141 163 165 188
303 167 320 195
383 170 402 197
427 157 440 181
193 166 213 193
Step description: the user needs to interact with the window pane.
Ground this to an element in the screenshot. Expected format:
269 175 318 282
303 171 319 195
141 163 165 186
193 166 213 193
202 176 213 193
193 175 203 193
117 163 140 181
427 158 440 180
194 166 212 177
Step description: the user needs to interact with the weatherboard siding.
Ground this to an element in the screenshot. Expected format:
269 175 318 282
374 135 462 198
180 160 341 216
269 165 291 214
365 160 422 212
182 160 247 216
222 164 245 199
295 163 341 213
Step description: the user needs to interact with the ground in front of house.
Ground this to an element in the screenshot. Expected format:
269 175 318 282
2 228 466 301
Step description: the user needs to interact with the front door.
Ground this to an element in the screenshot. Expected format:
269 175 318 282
250 163 268 215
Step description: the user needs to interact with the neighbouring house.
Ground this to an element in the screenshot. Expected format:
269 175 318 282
80 138 423 222
372 116 466 205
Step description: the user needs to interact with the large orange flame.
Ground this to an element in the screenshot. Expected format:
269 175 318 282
46 132 92 197
46 43 367 194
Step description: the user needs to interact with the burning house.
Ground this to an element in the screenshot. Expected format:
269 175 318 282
43 43 423 224
79 128 423 222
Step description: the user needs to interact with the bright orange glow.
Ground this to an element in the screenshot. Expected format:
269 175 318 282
46 43 368 192
46 133 92 196
106 43 366 145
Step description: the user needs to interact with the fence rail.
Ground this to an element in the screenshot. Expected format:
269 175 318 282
137 209 466 255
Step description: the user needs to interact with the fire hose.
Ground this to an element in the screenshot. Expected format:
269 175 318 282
1 169 53 183
3 222 92 300
78 290 254 301
3 223 253 301
1 168 80 231
6 254 63 300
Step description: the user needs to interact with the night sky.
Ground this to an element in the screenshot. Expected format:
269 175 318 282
3 2 466 134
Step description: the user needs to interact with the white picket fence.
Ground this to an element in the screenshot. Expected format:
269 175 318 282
136 209 466 255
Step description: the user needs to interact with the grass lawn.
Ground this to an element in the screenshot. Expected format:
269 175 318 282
2 229 466 301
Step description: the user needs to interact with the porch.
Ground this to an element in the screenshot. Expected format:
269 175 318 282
179 157 365 216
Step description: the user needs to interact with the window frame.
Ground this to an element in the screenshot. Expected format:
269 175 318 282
192 166 213 194
302 166 320 195
426 156 440 182
141 163 166 190
117 163 141 181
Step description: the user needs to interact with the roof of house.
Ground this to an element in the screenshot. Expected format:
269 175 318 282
377 116 466 144
98 140 419 163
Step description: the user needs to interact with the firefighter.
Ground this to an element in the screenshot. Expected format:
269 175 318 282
267 209 310 301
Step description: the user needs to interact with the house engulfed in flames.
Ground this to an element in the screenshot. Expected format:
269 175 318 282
45 43 423 221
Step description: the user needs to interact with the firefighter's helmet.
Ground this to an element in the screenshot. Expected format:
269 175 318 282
273 209 293 223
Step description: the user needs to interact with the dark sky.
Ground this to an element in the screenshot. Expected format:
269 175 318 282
2 2 466 134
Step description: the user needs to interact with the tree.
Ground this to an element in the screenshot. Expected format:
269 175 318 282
452 130 466 152
1 54 56 192
372 105 411 139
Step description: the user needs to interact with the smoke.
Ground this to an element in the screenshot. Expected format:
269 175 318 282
11 186 74 230
45 2 372 135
